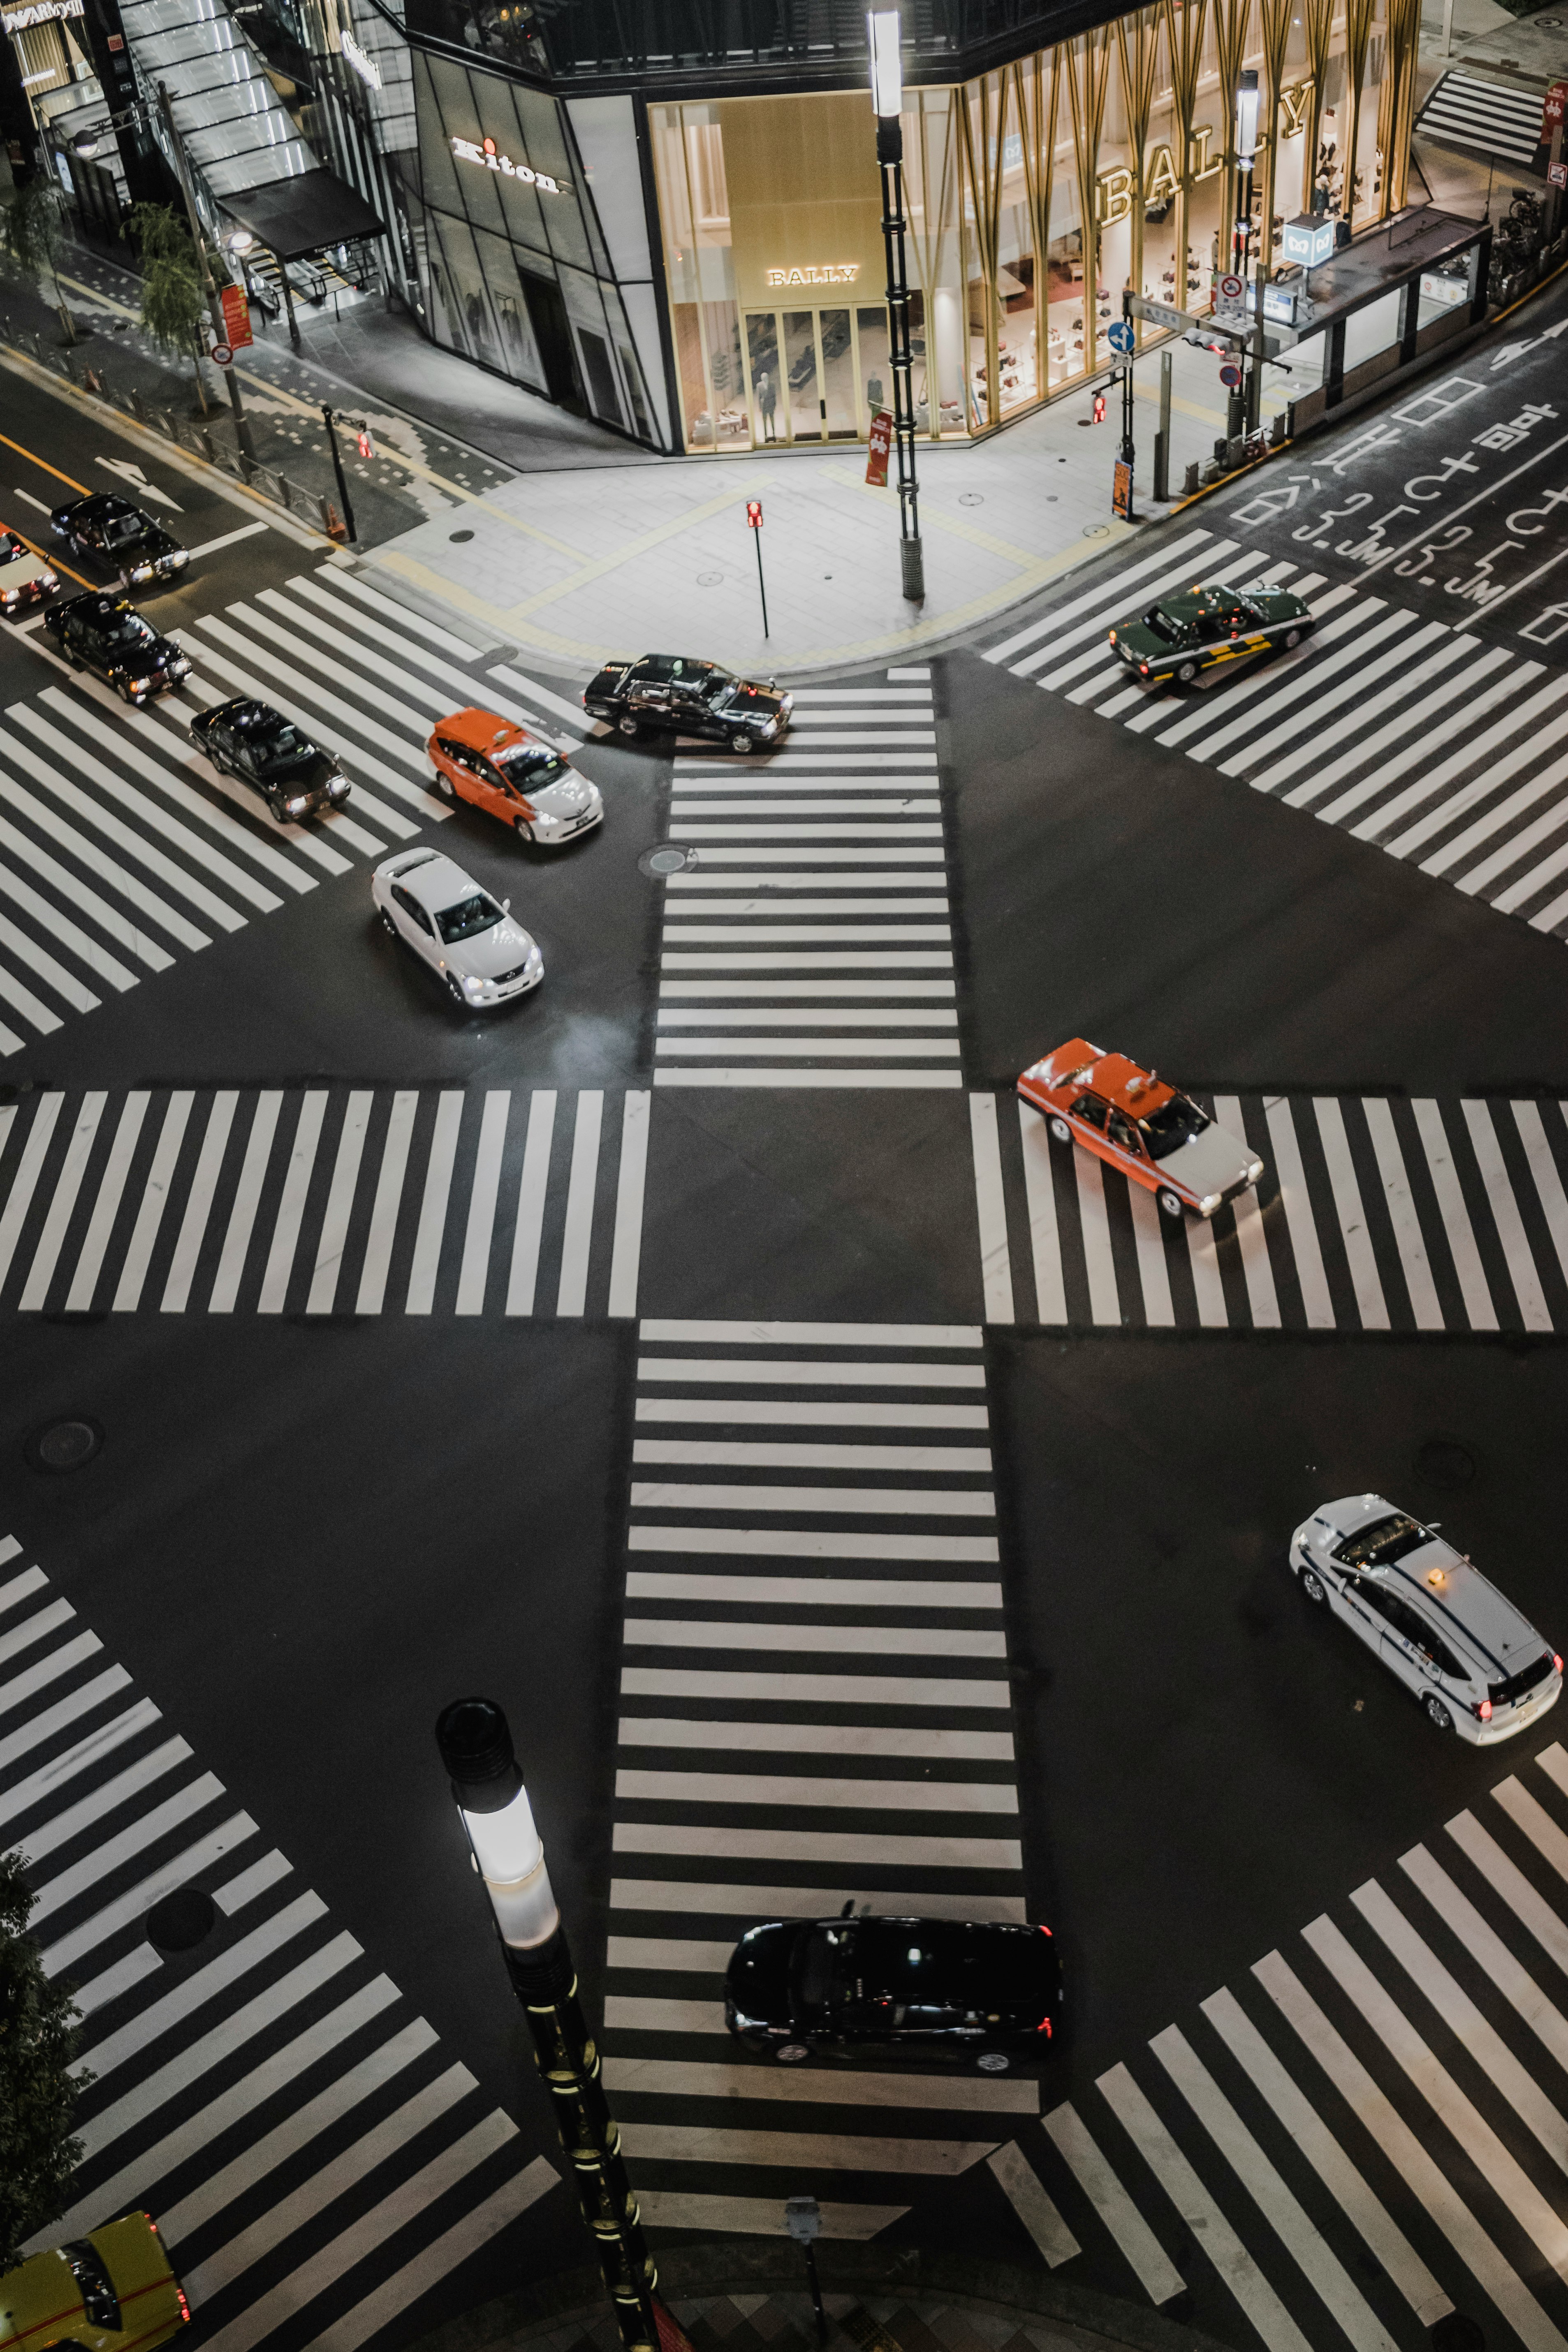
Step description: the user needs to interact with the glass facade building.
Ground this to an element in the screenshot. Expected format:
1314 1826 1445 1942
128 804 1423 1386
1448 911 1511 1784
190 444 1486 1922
322 0 1422 456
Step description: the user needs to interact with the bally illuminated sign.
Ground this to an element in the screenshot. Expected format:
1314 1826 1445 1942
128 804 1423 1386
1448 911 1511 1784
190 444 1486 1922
3 0 83 31
452 134 564 193
764 263 860 287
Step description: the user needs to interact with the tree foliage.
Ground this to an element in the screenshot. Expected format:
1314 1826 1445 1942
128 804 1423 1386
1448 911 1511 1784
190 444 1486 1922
0 181 63 287
128 202 208 358
0 1849 88 2272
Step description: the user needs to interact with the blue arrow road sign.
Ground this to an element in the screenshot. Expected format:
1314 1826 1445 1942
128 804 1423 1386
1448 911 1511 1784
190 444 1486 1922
1107 320 1135 354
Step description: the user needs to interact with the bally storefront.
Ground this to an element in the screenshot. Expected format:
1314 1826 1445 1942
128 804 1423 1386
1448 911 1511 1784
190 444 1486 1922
648 0 1422 454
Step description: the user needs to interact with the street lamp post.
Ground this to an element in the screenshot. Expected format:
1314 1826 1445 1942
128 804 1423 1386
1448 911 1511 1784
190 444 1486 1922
155 81 254 460
320 406 359 544
868 9 923 603
434 1699 659 2352
1234 68 1266 436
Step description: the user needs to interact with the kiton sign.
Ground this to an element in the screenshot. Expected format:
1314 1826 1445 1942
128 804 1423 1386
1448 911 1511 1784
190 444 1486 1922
452 134 565 193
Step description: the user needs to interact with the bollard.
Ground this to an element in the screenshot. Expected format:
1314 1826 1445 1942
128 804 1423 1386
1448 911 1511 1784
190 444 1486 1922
1183 460 1200 496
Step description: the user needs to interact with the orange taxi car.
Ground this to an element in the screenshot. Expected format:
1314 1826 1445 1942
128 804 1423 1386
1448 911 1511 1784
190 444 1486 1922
427 708 603 845
1018 1038 1265 1219
0 2213 188 2352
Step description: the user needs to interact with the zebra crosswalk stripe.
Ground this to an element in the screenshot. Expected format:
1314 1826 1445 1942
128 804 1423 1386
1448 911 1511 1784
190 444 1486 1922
981 1089 1568 1334
0 563 595 1050
0 1085 648 1319
0 1544 556 2345
982 534 1568 945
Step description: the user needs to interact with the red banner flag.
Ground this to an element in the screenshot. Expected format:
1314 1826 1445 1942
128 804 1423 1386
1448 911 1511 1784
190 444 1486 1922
220 281 254 351
865 407 893 487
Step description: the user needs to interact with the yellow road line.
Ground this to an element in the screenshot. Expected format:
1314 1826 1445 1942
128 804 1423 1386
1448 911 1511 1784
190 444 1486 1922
0 427 88 494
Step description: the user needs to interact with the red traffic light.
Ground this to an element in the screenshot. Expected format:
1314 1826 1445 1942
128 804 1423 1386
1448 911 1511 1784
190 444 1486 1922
746 500 763 528
357 428 376 459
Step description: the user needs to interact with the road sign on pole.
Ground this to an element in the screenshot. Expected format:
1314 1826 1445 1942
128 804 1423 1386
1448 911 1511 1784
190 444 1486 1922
746 501 769 640
209 342 233 367
1107 318 1135 355
1218 361 1242 387
1218 272 1245 301
1112 457 1133 522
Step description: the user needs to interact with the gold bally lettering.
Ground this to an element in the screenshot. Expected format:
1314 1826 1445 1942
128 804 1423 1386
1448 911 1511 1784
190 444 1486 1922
763 264 860 286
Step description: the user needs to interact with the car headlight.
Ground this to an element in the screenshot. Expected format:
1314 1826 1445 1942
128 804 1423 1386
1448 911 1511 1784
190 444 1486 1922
39 570 56 589
760 719 778 737
0 588 17 604
1199 1192 1222 1214
328 778 349 798
131 564 153 581
526 948 542 970
172 551 189 568
285 796 308 815
461 973 487 999
1246 1158 1264 1182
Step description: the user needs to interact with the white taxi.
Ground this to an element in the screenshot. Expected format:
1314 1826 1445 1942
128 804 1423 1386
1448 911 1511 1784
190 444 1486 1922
371 848 542 1009
1289 1494 1561 1741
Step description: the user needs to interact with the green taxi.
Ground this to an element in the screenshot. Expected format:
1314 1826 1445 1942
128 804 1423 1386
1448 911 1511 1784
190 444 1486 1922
1107 584 1314 686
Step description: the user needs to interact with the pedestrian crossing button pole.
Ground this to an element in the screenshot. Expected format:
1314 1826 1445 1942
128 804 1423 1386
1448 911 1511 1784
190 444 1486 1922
435 1698 659 2352
746 500 769 639
785 2195 827 2343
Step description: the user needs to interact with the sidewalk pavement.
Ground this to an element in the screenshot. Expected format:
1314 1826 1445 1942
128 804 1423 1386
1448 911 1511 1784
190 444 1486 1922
408 2246 1231 2352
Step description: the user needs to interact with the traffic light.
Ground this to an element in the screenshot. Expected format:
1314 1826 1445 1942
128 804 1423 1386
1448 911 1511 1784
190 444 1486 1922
746 499 763 528
357 427 377 459
1092 392 1107 424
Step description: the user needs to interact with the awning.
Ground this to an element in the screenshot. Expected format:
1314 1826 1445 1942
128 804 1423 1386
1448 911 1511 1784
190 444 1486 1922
220 169 385 262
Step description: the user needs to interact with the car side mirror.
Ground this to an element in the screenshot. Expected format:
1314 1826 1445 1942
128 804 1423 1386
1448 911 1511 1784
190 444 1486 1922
503 898 512 912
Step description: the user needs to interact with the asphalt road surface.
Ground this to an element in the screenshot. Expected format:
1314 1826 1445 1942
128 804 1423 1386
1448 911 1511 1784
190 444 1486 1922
5 297 1568 2352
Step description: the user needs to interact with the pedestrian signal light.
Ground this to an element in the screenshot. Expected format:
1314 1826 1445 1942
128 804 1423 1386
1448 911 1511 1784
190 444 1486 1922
1092 392 1107 424
357 428 377 459
746 499 763 528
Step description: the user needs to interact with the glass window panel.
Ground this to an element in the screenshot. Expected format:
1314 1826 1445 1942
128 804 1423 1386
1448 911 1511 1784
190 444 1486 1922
747 311 781 443
783 310 821 440
856 303 890 428
819 307 857 436
470 221 544 383
427 210 502 368
413 54 463 212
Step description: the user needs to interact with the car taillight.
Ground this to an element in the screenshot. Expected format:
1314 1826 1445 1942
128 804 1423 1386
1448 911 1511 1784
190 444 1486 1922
1140 663 1149 674
1037 2016 1053 2035
1038 1923 1053 1937
1555 1655 1563 1674
1477 1699 1493 1721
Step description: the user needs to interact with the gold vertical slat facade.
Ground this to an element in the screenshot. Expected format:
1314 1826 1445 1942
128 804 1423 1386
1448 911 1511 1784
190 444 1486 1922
1164 0 1209 343
1341 0 1379 224
1255 0 1292 279
1114 5 1163 345
1299 0 1336 214
1210 0 1252 287
1063 25 1113 374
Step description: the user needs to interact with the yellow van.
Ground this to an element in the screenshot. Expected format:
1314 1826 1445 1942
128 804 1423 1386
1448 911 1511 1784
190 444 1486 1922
0 2215 188 2352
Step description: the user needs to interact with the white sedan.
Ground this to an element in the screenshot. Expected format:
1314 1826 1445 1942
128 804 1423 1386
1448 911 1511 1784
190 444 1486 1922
1288 1494 1561 1742
371 848 542 1008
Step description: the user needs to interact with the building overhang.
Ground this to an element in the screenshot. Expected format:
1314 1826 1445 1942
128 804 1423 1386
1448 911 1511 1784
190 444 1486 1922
220 167 385 262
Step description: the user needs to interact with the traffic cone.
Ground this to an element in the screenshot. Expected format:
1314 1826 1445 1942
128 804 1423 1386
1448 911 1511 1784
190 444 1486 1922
326 501 348 543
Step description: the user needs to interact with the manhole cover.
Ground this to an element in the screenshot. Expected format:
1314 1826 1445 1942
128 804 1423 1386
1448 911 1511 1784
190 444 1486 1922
958 492 984 507
1083 524 1111 539
697 570 724 586
640 846 692 877
1415 1437 1475 1491
30 1419 102 1472
1045 495 1058 503
449 528 474 543
147 1888 218 1954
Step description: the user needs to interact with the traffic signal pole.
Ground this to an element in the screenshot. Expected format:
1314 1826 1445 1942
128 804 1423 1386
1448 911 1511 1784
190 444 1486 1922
746 500 769 637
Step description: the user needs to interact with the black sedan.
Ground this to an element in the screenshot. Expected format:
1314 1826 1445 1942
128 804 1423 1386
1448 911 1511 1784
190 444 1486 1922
583 653 792 753
190 698 351 823
726 1912 1059 2071
44 591 191 703
51 493 189 589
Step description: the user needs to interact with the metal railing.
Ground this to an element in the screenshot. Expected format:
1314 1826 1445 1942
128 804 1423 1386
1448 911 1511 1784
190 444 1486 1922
3 321 338 538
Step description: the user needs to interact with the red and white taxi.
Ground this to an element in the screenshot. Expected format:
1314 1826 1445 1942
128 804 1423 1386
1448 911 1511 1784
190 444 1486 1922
1017 1039 1265 1219
428 707 603 845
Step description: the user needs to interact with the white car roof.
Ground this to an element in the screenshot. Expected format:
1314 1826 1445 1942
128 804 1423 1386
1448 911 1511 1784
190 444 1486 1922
1316 1493 1545 1681
390 853 479 913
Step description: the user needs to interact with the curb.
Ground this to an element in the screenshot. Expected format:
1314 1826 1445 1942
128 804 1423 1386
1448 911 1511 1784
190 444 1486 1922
403 2246 1235 2352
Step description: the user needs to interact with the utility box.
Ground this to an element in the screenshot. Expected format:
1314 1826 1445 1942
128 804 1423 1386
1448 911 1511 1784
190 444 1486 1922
1283 214 1337 268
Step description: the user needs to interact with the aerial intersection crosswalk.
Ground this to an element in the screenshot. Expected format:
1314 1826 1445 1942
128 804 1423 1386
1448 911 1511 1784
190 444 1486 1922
0 1538 557 2352
0 565 583 1052
982 523 1568 948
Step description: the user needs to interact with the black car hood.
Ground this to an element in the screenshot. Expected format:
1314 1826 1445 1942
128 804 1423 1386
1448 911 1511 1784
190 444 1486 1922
726 1922 797 2026
717 684 786 721
112 636 178 678
120 521 179 560
269 750 337 792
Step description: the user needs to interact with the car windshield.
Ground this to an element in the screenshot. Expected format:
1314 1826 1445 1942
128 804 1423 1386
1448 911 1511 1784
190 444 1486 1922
435 892 503 944
251 724 316 774
97 611 154 647
495 745 569 789
1143 609 1186 642
1336 1513 1432 1569
1139 1094 1210 1160
102 513 145 547
701 671 738 705
0 534 28 563
790 1923 852 2018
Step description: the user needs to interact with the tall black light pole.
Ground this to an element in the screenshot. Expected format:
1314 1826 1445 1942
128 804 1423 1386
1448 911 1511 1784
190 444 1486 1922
321 406 359 544
869 9 923 603
435 1699 659 2352
1235 68 1265 435
155 81 254 459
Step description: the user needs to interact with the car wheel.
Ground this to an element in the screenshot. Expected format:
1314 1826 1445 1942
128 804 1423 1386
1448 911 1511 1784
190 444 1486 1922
268 796 290 824
775 2043 811 2064
1423 1692 1455 1734
379 908 396 936
730 730 756 754
1283 626 1301 649
1048 1116 1072 1144
433 768 456 800
1300 1568 1329 1607
617 714 640 739
1158 1188 1185 1219
1176 660 1197 684
976 2052 1012 2073
515 816 534 842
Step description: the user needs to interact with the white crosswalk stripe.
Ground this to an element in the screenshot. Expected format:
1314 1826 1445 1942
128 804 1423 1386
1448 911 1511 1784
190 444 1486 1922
0 566 592 1049
981 1087 1568 1333
605 1321 1031 2236
1024 1742 1568 2352
981 527 1568 945
654 670 957 1087
0 1085 649 1319
0 1537 558 2350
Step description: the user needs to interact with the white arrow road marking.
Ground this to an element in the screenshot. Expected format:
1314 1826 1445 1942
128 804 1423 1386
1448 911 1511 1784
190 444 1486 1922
95 459 184 512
